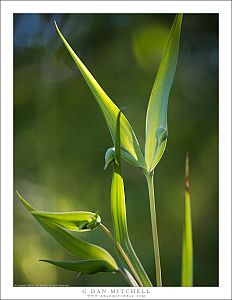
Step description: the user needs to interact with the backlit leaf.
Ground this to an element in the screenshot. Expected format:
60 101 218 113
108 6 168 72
55 21 146 169
111 113 152 286
32 211 101 232
181 153 193 286
145 14 183 172
17 192 118 272
40 259 116 274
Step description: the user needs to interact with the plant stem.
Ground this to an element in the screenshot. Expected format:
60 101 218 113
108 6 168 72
146 171 162 287
100 223 143 287
118 268 134 287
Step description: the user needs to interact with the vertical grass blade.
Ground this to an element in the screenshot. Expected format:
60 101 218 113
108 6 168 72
55 22 146 169
145 14 183 172
181 153 193 286
111 112 152 287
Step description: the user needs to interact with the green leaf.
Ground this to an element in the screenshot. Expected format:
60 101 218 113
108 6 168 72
16 191 34 212
17 191 101 232
181 153 193 286
32 211 101 232
54 21 146 170
17 192 118 272
111 113 152 287
40 259 116 274
145 14 183 172
36 218 118 271
104 147 140 171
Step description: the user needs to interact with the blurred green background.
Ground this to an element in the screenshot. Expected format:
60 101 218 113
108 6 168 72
14 13 218 287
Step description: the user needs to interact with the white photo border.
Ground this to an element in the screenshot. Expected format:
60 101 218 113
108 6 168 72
1 1 231 299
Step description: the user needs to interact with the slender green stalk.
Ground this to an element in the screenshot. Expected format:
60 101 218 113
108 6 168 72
146 172 162 287
100 223 143 287
107 112 152 287
181 154 193 286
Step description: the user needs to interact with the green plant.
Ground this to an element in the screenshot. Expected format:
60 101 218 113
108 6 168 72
17 13 193 287
181 153 193 286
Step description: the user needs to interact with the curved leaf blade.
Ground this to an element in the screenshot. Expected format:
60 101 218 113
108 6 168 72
36 218 118 271
181 154 193 286
145 14 183 172
17 192 118 271
16 191 34 212
32 211 101 232
55 22 146 169
40 259 116 274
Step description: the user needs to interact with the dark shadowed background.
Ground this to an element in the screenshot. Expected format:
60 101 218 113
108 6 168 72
14 13 218 287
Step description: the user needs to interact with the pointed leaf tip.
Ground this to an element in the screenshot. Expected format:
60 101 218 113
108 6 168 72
55 24 146 170
16 191 35 212
145 13 183 172
40 259 118 274
35 218 118 270
17 194 118 271
185 152 190 192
